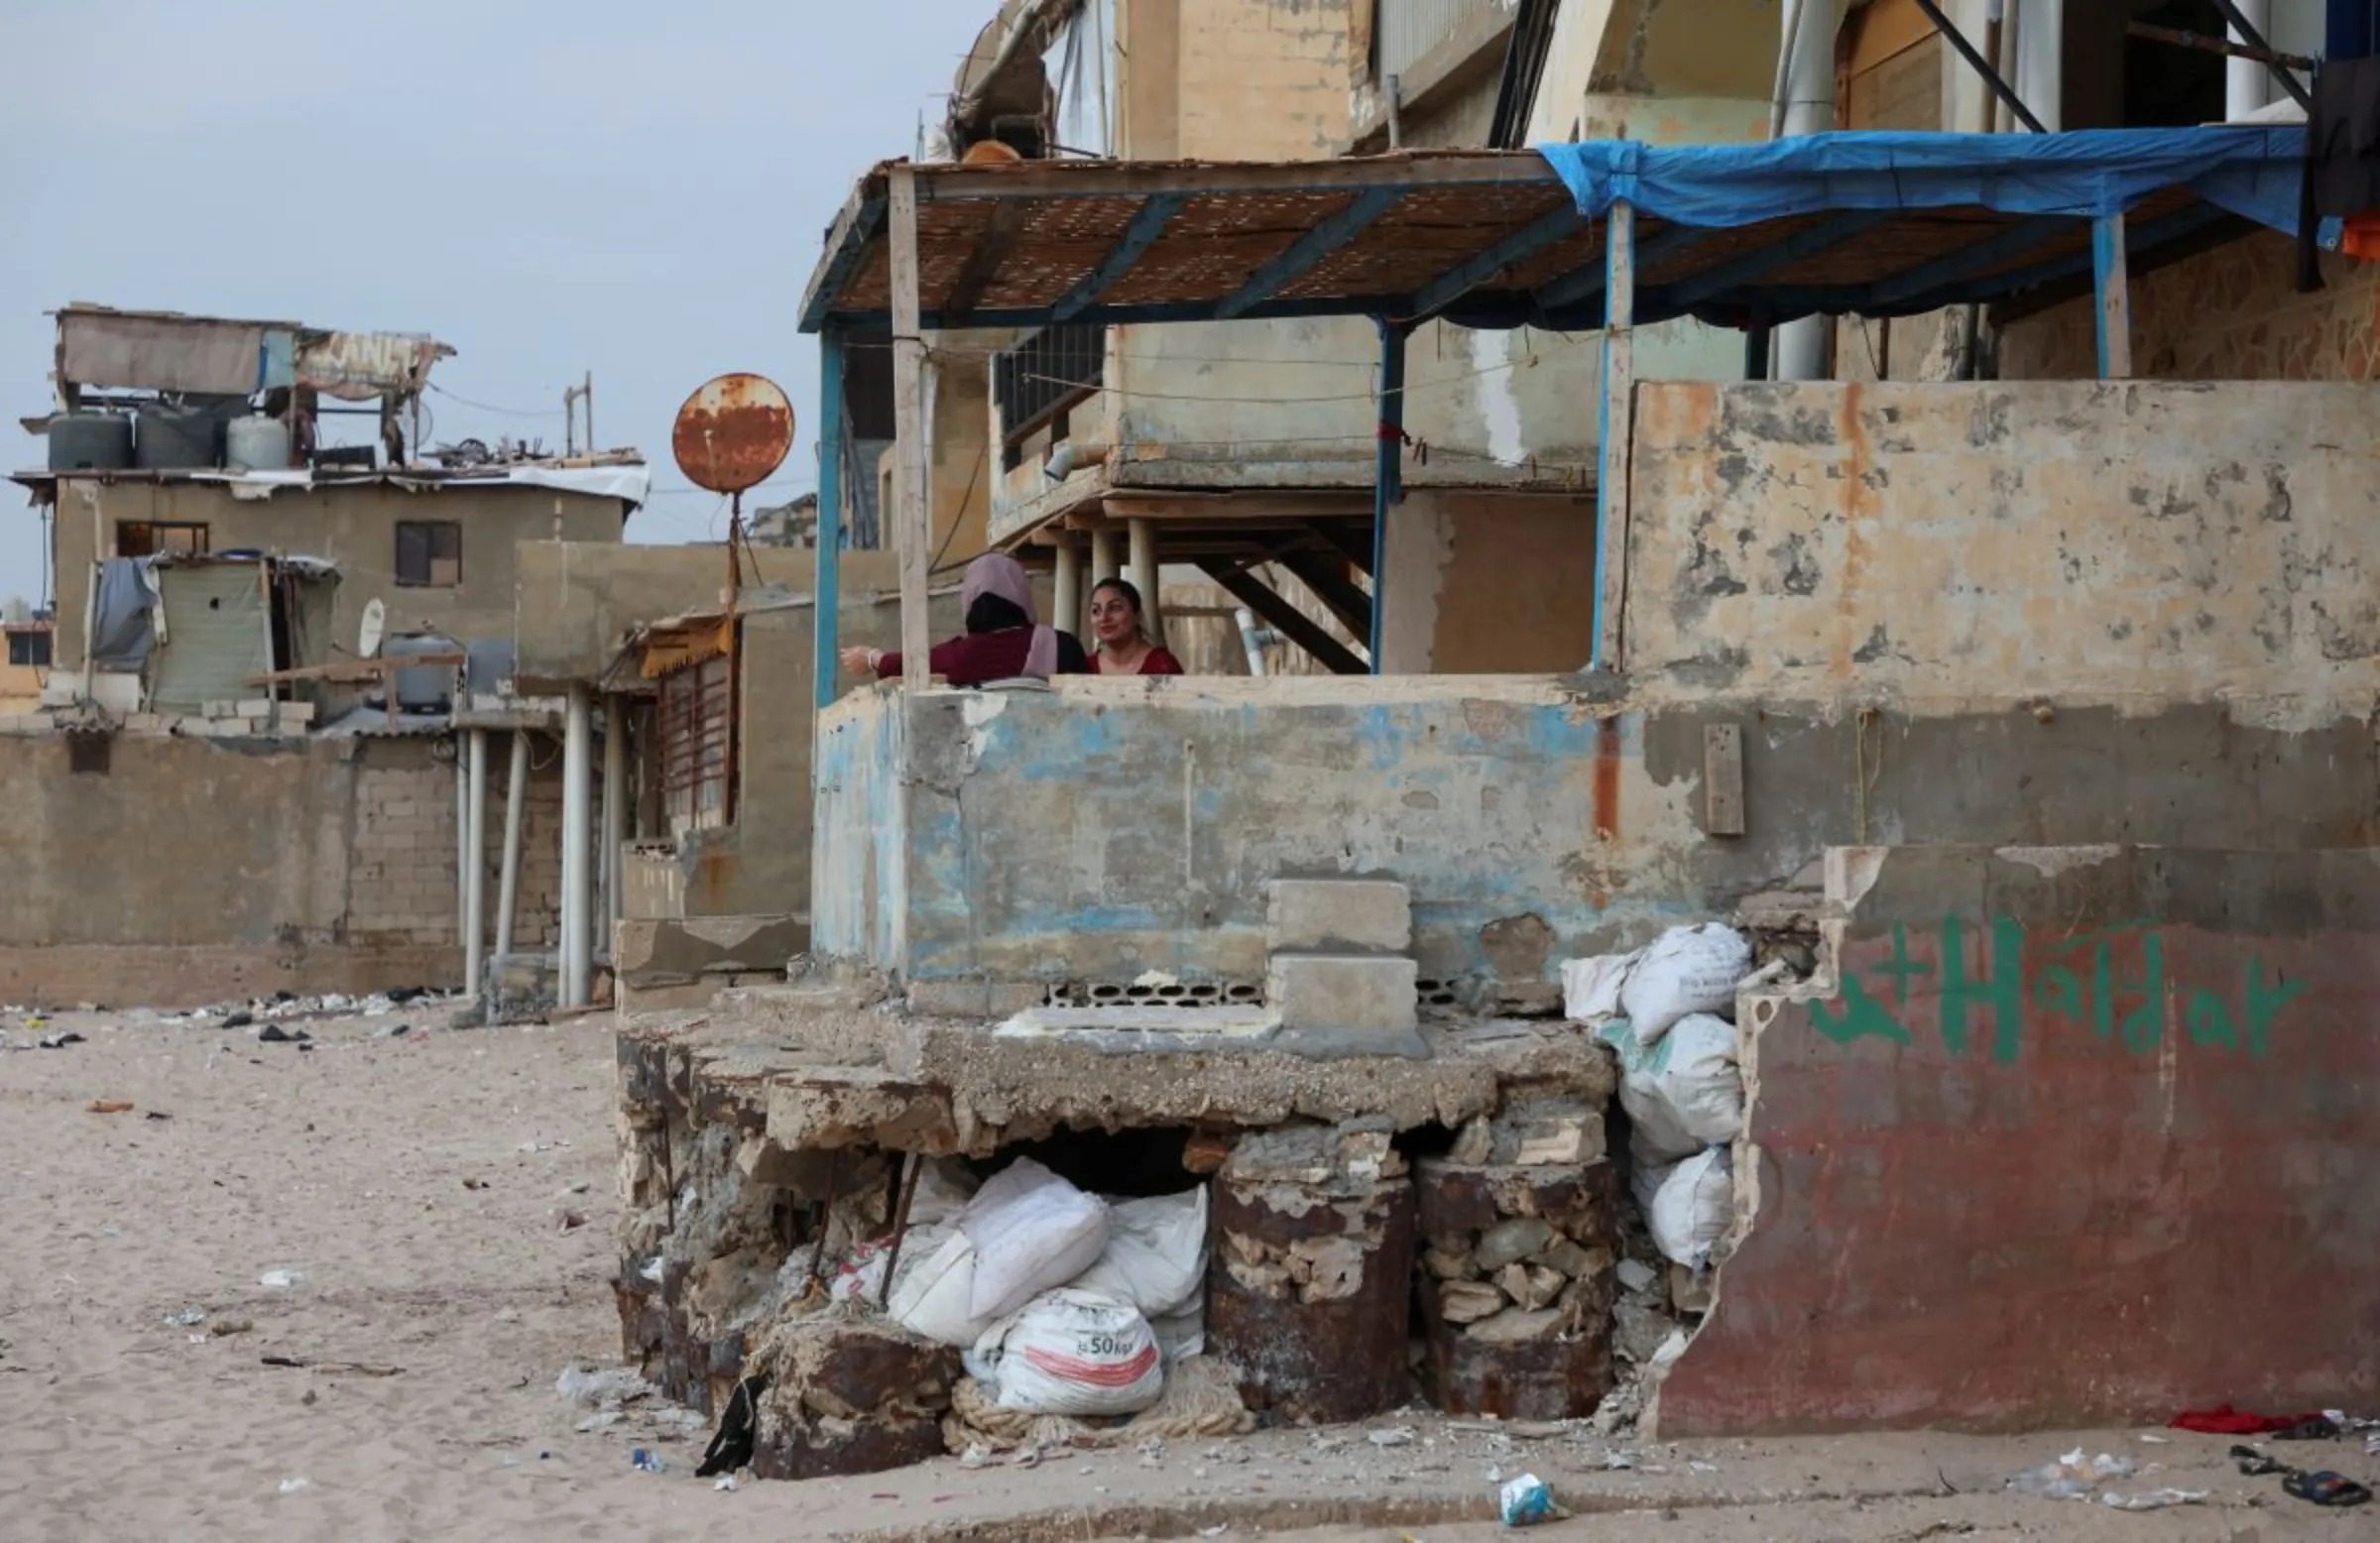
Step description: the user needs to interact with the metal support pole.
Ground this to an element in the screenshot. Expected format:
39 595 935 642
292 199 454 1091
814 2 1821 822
560 684 593 1009
495 728 529 961
1053 540 1084 639
1776 0 1839 381
1913 0 2048 131
464 728 488 1000
814 329 846 713
2092 212 2133 380
453 737 470 954
1368 317 1406 673
1128 518 1163 650
1592 201 1636 672
889 167 932 689
602 708 627 949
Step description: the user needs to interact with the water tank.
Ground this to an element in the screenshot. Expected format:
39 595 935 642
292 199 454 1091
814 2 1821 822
225 415 293 471
383 632 459 713
47 412 133 472
135 404 218 470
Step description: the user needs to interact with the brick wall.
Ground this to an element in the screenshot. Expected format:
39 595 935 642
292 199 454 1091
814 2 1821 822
349 734 572 951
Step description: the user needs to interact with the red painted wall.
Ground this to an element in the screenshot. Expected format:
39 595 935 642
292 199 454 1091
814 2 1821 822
1657 847 2380 1434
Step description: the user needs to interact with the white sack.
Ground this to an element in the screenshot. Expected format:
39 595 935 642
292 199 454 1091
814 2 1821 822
961 1158 1111 1322
1619 924 1751 1043
972 1288 1165 1417
1635 1147 1734 1269
1600 1013 1744 1165
1070 1188 1208 1319
1561 949 1641 1023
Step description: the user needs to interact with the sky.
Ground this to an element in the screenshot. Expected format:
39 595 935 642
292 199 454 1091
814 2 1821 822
0 0 998 609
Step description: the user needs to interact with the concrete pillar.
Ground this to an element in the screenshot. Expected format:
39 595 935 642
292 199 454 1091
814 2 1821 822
1776 0 1838 382
2227 0 2271 119
1127 517 1163 649
464 728 488 1000
561 685 593 1009
495 728 529 960
1052 541 1084 639
1089 526 1120 586
2011 0 2062 133
602 707 628 948
453 740 469 953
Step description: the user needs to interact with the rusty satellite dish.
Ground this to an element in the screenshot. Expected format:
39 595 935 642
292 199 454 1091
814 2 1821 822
671 373 794 496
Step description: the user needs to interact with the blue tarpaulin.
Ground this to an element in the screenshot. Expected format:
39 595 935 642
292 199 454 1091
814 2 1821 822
1537 126 2307 237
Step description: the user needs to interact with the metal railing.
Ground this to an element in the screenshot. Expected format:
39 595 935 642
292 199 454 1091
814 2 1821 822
993 322 1106 458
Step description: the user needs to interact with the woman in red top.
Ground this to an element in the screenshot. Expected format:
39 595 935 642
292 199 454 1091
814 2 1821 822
840 553 1088 686
1087 578 1184 676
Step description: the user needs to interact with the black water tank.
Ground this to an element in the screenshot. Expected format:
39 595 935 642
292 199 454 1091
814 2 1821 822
47 413 133 472
135 404 218 469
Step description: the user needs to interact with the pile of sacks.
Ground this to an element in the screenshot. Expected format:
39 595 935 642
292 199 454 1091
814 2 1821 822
822 1157 1207 1420
1562 923 1750 1272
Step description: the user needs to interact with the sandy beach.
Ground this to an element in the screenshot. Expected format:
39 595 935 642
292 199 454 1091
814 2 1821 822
0 1005 2363 1542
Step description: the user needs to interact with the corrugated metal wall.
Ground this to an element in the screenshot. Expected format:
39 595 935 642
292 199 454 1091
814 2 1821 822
1377 0 1508 82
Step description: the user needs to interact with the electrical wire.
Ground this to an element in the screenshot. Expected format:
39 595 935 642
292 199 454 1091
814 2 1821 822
425 382 565 418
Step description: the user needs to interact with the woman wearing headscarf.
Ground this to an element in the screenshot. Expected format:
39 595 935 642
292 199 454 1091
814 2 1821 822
839 552 1087 686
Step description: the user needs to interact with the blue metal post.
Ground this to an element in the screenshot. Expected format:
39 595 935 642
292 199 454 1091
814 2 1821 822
2091 212 2132 380
814 328 846 712
1369 318 1407 673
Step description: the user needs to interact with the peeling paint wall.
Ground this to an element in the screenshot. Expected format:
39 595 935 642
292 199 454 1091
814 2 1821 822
1625 379 2380 719
1661 844 2380 1434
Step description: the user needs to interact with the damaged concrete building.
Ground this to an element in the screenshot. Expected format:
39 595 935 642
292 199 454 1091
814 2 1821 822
618 0 2380 1475
8 303 649 1007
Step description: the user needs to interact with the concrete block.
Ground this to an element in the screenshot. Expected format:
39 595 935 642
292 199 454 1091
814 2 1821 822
1267 878 1411 955
1267 952 1417 1034
906 977 1046 1020
282 700 316 727
203 700 238 721
235 698 275 720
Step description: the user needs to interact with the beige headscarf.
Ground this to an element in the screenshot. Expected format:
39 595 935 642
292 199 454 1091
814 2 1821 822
961 554 1060 677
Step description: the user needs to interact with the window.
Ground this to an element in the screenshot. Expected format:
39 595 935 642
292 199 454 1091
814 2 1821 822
115 522 209 558
395 521 462 587
994 323 1106 471
7 631 51 667
657 653 736 832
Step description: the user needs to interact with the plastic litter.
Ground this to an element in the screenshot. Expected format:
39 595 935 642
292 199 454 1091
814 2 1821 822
259 1269 304 1290
1600 1013 1743 1164
2007 1448 2135 1500
1498 1473 1570 1526
2101 1488 2207 1510
277 1478 311 1495
1636 1147 1734 1268
1560 951 1640 1023
631 1448 667 1474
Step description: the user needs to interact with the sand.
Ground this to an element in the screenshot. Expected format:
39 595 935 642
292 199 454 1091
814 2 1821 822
0 1005 2363 1541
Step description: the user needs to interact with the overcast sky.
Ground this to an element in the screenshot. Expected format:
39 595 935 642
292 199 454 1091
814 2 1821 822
0 0 993 609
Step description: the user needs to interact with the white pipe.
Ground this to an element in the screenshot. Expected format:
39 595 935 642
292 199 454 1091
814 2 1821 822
464 729 488 1000
2226 0 2271 120
1234 606 1274 677
495 728 529 961
601 708 627 949
2011 0 2062 134
560 685 593 1009
453 738 470 958
1775 0 1837 381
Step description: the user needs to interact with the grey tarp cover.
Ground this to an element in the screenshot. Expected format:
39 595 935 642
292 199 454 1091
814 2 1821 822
89 557 154 673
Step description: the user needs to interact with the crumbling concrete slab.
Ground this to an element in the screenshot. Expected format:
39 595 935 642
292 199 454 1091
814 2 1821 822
613 913 808 988
1266 878 1412 954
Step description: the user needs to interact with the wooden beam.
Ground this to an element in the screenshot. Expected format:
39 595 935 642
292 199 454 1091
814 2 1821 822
941 202 1031 326
1406 202 1585 322
1277 548 1372 640
247 653 462 687
1592 201 1634 672
2092 211 2133 380
891 166 931 687
1198 559 1368 676
1311 521 1375 574
1664 209 1896 307
1100 492 1378 522
911 151 1560 204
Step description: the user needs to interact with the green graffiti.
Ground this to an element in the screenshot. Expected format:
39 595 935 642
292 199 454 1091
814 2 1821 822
1813 914 2304 1062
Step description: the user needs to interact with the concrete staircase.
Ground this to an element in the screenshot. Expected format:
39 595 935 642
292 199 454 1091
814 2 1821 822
1264 878 1426 1057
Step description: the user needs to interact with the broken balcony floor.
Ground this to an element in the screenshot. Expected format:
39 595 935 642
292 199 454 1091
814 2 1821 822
619 984 1618 1159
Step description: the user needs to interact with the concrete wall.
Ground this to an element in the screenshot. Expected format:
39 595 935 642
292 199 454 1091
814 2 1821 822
0 732 564 1007
1379 489 1603 672
513 541 826 690
1660 844 2380 1434
1623 379 2380 717
52 479 624 675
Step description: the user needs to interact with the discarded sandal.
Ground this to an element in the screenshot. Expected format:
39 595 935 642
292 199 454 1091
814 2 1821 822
2283 1471 2372 1507
2274 1415 2342 1441
2231 1445 2289 1476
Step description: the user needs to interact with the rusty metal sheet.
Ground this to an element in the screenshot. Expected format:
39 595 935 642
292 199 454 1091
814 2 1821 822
672 373 794 495
1208 1174 1415 1423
